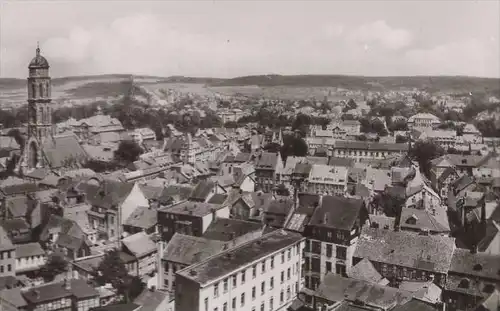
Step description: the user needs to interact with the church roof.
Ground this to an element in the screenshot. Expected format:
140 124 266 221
29 47 49 68
41 134 88 169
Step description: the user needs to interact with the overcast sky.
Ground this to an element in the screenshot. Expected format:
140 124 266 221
1 0 499 78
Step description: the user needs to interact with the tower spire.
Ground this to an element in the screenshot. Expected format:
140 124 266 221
36 41 40 56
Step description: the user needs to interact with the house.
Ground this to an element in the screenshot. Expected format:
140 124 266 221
159 233 226 292
262 197 295 228
157 200 230 241
174 229 305 311
0 287 27 311
21 278 100 311
332 141 409 162
133 288 174 311
431 154 487 180
353 228 456 287
443 248 500 311
123 205 157 235
254 152 284 193
0 226 15 277
39 215 92 260
408 113 441 130
78 178 149 241
0 219 32 244
15 242 46 274
202 217 263 242
306 165 348 196
302 196 368 294
188 180 226 203
399 206 450 235
120 232 157 277
226 191 274 221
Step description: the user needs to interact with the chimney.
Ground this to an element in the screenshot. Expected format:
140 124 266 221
323 212 330 224
157 241 165 289
63 278 71 290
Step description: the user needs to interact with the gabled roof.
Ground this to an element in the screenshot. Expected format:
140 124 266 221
449 248 500 281
122 232 156 258
400 207 450 233
348 258 383 283
124 206 157 230
163 233 226 265
203 218 262 241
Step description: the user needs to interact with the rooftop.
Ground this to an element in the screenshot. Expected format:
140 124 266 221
334 140 409 152
353 228 456 274
449 248 500 281
122 232 156 258
202 217 263 242
22 279 98 304
163 233 226 265
177 229 304 286
159 201 225 217
308 196 365 231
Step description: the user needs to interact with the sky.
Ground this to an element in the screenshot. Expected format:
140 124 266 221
1 0 499 78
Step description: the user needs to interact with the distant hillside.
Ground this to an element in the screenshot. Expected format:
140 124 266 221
208 74 500 93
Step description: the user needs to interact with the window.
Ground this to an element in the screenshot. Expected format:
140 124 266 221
232 275 237 287
281 271 285 283
253 265 257 278
262 261 266 273
287 249 291 261
270 297 274 311
336 246 347 260
241 270 246 284
270 257 274 269
223 279 228 293
7 252 11 259
287 286 291 300
281 252 285 263
214 283 219 297
260 303 265 311
0 266 3 273
280 291 284 303
214 308 218 311
326 261 332 272
311 241 321 254
261 281 265 295
270 277 274 289
326 244 332 257
232 298 236 310
240 293 245 307
7 265 11 272
223 302 227 311
252 286 256 299
204 298 209 311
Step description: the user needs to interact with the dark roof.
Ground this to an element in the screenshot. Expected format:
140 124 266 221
41 134 88 169
314 273 412 308
159 185 193 204
293 162 313 175
159 201 224 217
203 218 262 241
124 206 157 230
391 299 441 311
189 180 216 201
22 279 98 304
163 233 226 264
78 180 134 209
353 228 456 274
29 48 49 68
256 152 279 170
91 303 140 311
308 196 364 231
328 157 355 167
449 248 500 281
477 221 500 252
133 289 170 311
0 183 39 196
335 140 409 152
177 229 304 285
207 193 228 205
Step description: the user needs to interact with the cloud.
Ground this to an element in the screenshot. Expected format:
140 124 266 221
348 20 413 50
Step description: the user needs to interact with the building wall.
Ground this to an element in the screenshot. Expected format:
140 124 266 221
0 248 15 277
175 241 304 311
121 183 149 225
333 148 404 162
75 296 99 311
201 207 230 234
138 251 157 276
15 254 46 273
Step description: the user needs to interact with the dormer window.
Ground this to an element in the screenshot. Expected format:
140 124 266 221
458 279 470 289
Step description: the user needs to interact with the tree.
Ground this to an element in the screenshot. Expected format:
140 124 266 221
39 254 68 282
388 119 408 132
95 250 145 303
409 140 445 178
114 140 143 164
7 128 25 149
281 136 308 161
395 135 409 144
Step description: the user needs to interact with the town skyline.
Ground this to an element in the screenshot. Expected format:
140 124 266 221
1 0 499 79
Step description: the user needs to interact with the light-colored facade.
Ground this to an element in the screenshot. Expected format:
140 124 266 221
408 113 441 130
15 243 47 273
174 230 305 311
0 227 15 277
333 141 408 162
306 165 348 196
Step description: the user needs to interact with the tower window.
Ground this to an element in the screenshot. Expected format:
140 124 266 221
39 84 44 98
32 84 36 98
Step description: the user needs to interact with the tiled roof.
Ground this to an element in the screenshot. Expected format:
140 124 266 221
124 206 157 230
203 218 262 241
133 288 170 311
0 288 27 308
314 273 413 309
22 279 98 304
189 180 216 201
42 134 89 169
477 221 500 254
449 248 500 281
160 201 224 217
348 258 383 283
328 157 355 167
256 152 280 170
178 229 304 285
308 196 364 231
122 232 156 258
400 207 450 233
15 242 45 258
354 228 456 273
163 233 226 264
368 214 395 230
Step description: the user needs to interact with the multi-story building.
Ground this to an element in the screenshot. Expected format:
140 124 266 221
174 229 305 311
15 242 47 274
327 120 361 137
20 278 100 311
419 129 458 149
407 113 441 130
306 165 348 196
255 152 284 193
332 141 408 162
120 232 157 277
353 228 456 288
443 249 500 311
302 196 368 294
157 201 230 241
0 226 15 277
130 127 156 144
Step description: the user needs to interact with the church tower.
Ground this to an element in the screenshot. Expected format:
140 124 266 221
19 44 54 171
